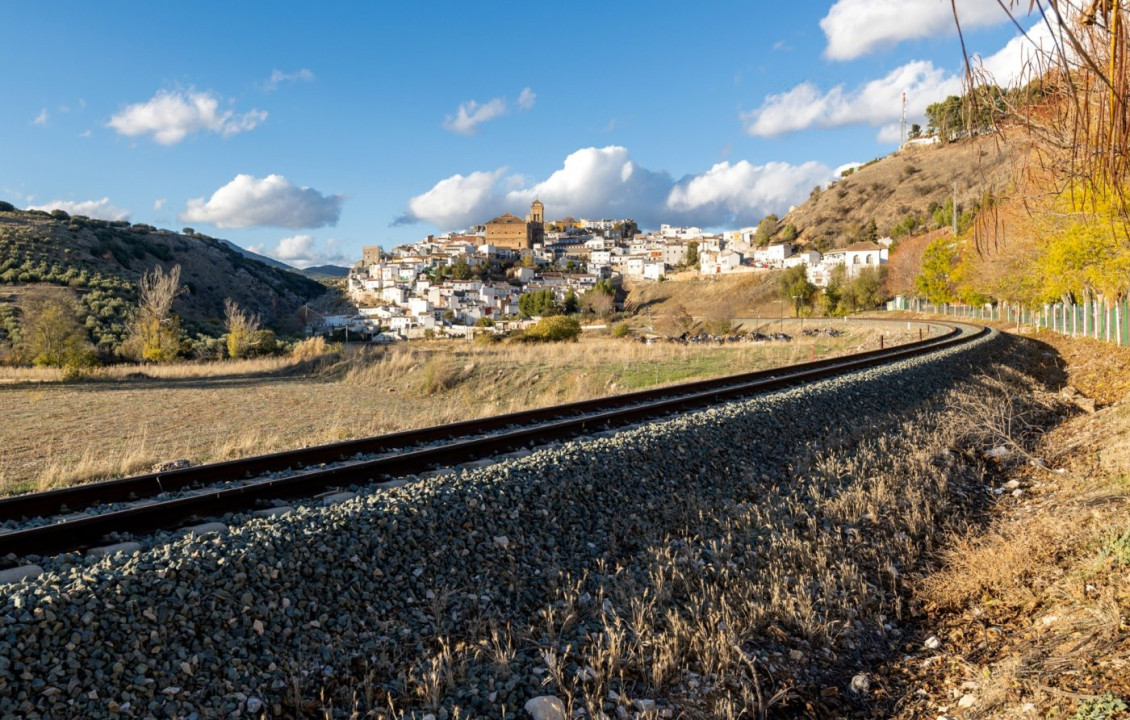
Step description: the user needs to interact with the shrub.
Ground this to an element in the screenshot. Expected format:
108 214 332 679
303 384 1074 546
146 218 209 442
524 315 581 342
611 322 632 339
292 335 337 362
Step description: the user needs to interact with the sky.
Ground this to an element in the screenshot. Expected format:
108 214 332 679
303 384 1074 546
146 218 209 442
0 1 1051 268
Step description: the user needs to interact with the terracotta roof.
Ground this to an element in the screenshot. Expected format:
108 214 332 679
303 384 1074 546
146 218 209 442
486 213 525 225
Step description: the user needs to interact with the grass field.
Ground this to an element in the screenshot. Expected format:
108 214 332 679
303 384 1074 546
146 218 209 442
0 321 914 496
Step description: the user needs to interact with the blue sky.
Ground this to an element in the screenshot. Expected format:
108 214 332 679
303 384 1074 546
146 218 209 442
1 1 1047 267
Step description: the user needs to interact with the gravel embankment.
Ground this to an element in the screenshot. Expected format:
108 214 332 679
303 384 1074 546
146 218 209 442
0 332 996 719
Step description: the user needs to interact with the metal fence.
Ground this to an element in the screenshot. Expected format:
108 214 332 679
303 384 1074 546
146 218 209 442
888 296 1130 347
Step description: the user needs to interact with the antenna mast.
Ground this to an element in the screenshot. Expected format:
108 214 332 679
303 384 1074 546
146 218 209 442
900 91 908 147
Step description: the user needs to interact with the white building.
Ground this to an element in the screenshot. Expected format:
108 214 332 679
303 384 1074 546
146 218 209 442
752 244 794 267
809 242 888 287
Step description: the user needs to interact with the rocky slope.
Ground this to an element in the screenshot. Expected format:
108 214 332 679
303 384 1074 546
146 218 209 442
782 133 1028 250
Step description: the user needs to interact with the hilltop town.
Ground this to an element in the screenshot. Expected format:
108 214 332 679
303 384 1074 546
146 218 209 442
340 199 889 339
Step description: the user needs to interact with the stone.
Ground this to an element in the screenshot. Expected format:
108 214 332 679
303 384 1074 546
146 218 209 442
152 459 191 473
1004 480 1021 491
924 636 942 650
0 565 42 585
525 695 567 720
246 697 264 714
633 698 657 713
958 694 976 708
850 674 870 694
984 446 1010 460
493 535 510 549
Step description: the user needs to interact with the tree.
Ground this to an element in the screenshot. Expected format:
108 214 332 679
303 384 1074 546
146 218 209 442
838 267 887 313
224 298 261 359
754 214 779 246
451 256 472 280
925 95 963 139
858 218 879 244
126 264 185 362
518 289 560 317
686 241 699 267
908 123 922 140
17 295 97 370
915 237 959 303
583 289 615 318
780 224 798 243
563 289 579 314
778 265 817 316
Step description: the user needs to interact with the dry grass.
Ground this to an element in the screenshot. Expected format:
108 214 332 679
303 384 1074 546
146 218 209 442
0 331 895 496
885 333 1130 720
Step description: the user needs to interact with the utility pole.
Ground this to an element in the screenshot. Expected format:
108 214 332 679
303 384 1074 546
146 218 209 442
952 181 958 236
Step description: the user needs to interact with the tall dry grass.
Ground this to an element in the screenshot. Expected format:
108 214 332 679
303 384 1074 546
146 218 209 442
3 330 894 496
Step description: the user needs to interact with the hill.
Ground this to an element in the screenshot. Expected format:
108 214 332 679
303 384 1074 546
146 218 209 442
781 133 1029 251
299 264 351 278
0 206 328 354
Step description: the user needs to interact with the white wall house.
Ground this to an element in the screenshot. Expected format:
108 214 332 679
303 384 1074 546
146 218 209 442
752 244 794 267
809 242 888 286
783 250 821 269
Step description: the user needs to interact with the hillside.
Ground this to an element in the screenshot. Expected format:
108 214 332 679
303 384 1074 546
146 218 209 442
0 206 327 353
781 133 1029 250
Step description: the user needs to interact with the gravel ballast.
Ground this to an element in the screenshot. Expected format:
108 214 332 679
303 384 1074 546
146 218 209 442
0 332 995 719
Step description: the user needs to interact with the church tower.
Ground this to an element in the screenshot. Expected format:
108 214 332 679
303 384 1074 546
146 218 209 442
527 199 544 224
526 198 545 246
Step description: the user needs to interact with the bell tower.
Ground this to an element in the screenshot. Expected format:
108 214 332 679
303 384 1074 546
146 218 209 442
527 198 545 246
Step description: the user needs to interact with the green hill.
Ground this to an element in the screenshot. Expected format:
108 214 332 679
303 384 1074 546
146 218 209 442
0 204 327 358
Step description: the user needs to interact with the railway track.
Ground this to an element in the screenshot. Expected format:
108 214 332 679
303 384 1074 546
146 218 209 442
0 320 987 559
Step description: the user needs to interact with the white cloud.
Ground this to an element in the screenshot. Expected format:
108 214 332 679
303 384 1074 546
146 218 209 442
153 198 167 211
33 108 48 126
29 197 129 221
666 160 837 227
517 87 537 110
976 16 1061 85
821 0 1012 61
745 15 1056 141
180 174 343 229
744 60 962 138
255 234 348 269
443 97 507 135
397 169 508 228
108 89 267 145
443 88 537 134
264 68 315 91
399 146 835 230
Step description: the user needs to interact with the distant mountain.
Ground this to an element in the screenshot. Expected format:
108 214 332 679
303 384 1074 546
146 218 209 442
0 207 328 350
216 238 295 272
215 239 350 279
299 264 351 278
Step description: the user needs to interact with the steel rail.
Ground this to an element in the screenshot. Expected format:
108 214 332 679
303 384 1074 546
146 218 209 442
0 321 987 558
